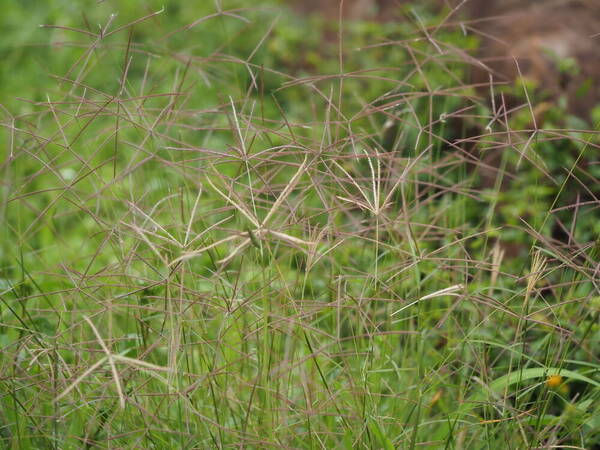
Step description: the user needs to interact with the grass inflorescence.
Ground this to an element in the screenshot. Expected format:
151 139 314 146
0 1 598 448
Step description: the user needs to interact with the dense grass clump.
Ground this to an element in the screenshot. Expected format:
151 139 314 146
0 1 598 448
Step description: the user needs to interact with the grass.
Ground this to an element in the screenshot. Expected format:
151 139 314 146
0 1 599 448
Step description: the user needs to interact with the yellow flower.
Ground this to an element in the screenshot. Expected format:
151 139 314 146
546 374 563 388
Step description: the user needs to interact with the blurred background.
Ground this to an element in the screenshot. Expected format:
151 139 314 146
3 0 599 116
